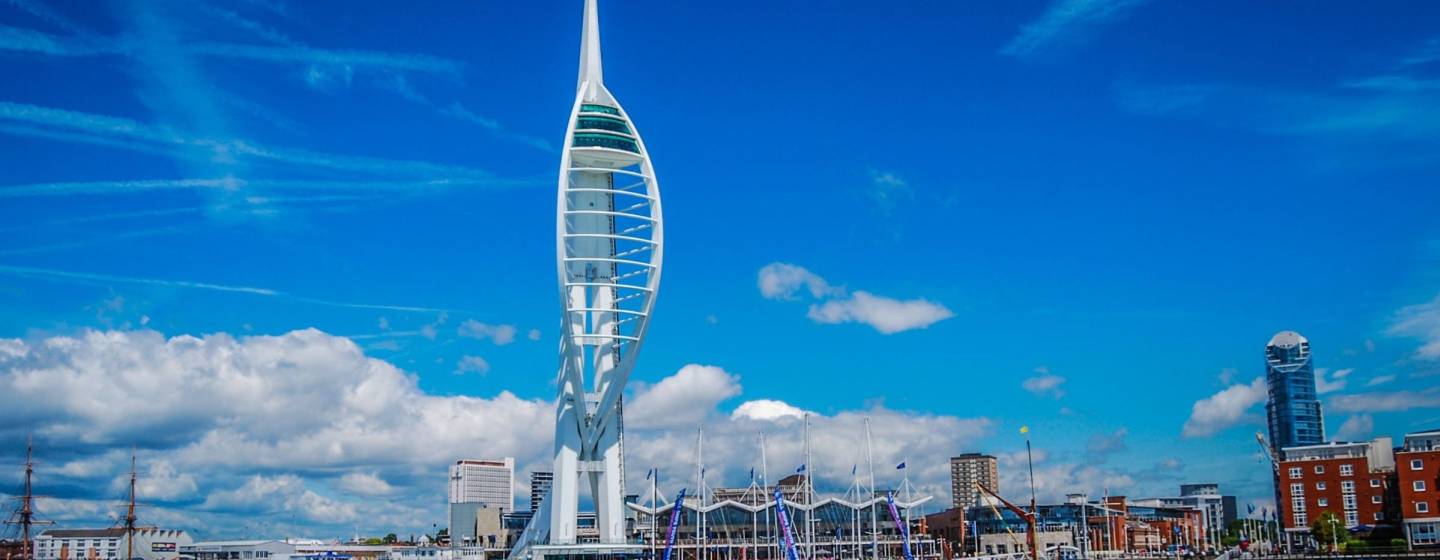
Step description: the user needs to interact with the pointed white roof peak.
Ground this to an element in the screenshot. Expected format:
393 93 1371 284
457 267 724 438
577 0 604 94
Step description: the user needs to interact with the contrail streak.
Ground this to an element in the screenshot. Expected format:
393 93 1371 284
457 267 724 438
0 265 457 313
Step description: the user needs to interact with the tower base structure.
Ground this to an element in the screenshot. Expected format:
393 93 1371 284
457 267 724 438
530 543 649 560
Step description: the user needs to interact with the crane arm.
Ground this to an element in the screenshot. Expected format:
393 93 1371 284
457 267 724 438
1255 432 1280 473
975 482 1033 521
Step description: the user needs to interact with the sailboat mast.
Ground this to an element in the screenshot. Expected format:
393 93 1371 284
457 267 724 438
864 418 877 560
802 415 813 560
760 432 772 559
126 449 137 560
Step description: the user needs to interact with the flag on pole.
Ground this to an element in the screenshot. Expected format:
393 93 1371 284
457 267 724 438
646 468 654 480
1020 426 1030 434
852 464 858 476
896 462 906 470
750 468 755 481
796 464 806 473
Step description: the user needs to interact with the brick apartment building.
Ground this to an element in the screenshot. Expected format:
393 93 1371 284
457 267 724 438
1277 437 1397 544
1398 429 1440 548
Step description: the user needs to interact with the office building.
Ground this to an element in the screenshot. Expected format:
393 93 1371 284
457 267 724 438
1398 429 1440 548
950 453 999 508
449 458 514 548
529 471 553 513
449 458 514 510
1264 331 1326 450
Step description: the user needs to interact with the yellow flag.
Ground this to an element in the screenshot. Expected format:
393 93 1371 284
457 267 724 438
1019 425 1029 434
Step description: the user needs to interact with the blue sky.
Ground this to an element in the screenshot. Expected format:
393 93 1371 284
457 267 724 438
3 0 1440 540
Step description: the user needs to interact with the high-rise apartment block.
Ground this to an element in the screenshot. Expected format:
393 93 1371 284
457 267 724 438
950 453 999 508
530 471 554 513
1264 331 1326 450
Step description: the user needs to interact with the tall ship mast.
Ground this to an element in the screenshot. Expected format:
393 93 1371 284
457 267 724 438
6 437 52 560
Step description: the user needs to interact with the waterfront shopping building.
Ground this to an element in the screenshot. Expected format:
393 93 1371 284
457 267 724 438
35 529 192 560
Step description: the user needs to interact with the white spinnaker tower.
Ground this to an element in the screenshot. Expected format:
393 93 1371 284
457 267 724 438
516 0 663 557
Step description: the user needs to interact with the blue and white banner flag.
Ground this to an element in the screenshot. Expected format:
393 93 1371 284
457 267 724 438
885 491 914 560
774 487 801 560
663 488 687 560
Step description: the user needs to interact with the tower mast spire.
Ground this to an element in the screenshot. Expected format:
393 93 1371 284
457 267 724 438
577 0 604 95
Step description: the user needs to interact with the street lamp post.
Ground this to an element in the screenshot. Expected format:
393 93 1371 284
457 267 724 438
1328 518 1339 553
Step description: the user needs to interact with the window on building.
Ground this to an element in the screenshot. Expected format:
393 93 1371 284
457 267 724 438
1317 481 1327 491
1315 465 1325 474
1375 512 1385 521
1373 495 1383 504
1340 464 1354 476
1419 480 1430 492
1294 512 1307 526
1292 497 1305 511
1342 481 1355 492
1371 479 1381 488
1318 498 1329 507
1419 502 1432 514
1291 483 1304 494
1416 522 1439 545
1289 467 1302 479
1415 459 1426 471
1345 511 1358 525
1344 495 1357 509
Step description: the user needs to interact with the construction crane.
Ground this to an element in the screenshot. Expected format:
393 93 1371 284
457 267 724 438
1255 432 1279 474
975 482 1038 560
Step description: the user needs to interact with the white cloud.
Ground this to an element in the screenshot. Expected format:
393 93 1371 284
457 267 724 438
757 263 835 300
455 355 490 375
1315 368 1348 394
759 263 953 334
202 474 357 523
806 291 953 334
0 327 995 537
866 169 913 216
457 320 517 345
626 364 742 429
1182 378 1267 438
527 328 541 341
1335 414 1374 441
1086 427 1128 461
1366 374 1396 387
1391 295 1440 359
1328 389 1440 413
108 459 198 501
1000 0 1151 59
1022 367 1067 399
731 399 806 421
337 472 396 497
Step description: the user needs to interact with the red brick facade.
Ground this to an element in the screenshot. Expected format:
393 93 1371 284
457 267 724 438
1398 444 1440 547
1398 449 1440 520
1277 453 1391 530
